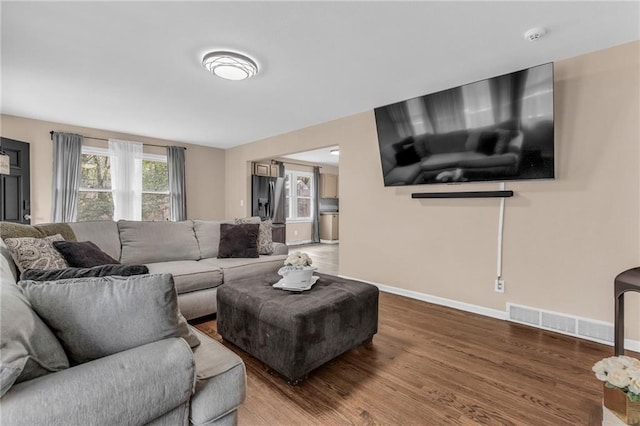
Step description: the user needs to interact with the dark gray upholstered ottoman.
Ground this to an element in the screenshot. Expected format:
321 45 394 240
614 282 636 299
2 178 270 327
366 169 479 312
217 272 378 383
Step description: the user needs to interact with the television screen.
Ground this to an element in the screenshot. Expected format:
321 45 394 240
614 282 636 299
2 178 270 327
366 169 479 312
375 63 554 186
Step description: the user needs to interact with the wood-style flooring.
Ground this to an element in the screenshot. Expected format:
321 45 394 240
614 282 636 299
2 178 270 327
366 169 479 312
291 243 339 276
195 261 637 426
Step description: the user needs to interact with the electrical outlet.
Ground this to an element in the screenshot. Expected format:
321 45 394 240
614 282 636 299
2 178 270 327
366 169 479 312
495 279 505 293
240 200 244 207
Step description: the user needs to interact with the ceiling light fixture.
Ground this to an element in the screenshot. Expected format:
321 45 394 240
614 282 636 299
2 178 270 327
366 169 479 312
330 149 340 156
202 51 258 81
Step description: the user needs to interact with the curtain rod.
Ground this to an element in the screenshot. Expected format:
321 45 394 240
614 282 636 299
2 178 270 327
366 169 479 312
49 131 186 150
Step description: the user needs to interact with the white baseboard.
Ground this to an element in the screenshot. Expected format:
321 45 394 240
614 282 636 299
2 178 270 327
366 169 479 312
338 275 506 320
319 239 339 244
286 240 313 246
338 274 640 352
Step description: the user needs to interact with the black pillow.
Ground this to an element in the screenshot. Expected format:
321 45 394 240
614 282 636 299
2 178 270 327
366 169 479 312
217 223 260 259
20 264 149 281
476 132 500 156
52 241 120 268
395 145 421 166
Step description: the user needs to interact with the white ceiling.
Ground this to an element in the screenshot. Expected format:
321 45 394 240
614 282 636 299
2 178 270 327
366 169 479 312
1 2 639 150
281 145 340 167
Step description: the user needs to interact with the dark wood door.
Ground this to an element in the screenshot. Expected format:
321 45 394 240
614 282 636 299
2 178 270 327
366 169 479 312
0 137 31 224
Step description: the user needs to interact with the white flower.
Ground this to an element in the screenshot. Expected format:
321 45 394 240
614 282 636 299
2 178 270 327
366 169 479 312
629 376 640 395
619 356 640 369
607 367 632 388
284 251 312 268
592 361 608 381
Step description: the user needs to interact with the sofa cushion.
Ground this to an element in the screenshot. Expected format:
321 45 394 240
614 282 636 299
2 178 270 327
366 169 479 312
193 220 227 259
235 217 274 255
68 221 121 261
427 130 469 154
34 223 77 242
189 327 245 424
419 152 478 172
4 234 69 273
53 240 120 268
0 222 45 239
384 162 422 186
459 152 519 169
20 264 149 281
145 260 223 294
217 223 259 259
18 274 197 364
118 220 200 264
0 278 69 396
201 254 287 283
0 239 18 282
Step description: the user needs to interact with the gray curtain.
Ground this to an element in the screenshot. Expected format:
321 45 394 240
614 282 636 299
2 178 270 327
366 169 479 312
167 146 186 221
311 166 320 243
51 132 83 222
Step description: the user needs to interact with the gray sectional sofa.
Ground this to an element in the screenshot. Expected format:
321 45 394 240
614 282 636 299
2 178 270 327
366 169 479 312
13 219 288 319
0 242 247 425
0 218 289 424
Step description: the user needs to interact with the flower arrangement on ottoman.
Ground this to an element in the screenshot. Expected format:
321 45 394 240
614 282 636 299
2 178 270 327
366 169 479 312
277 251 316 289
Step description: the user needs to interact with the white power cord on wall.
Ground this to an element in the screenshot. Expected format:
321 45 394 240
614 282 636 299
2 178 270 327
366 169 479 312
496 182 506 288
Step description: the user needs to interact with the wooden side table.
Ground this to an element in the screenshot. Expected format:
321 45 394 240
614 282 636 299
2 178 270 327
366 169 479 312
614 267 640 355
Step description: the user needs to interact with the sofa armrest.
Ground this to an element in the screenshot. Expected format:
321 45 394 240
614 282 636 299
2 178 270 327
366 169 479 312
272 242 289 256
1 338 195 426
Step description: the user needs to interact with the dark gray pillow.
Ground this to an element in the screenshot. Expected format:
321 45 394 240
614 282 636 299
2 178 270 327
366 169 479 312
217 223 260 258
20 264 149 281
52 240 120 268
18 274 199 365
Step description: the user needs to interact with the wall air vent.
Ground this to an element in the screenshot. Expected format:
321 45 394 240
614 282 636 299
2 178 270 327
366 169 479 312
507 303 613 345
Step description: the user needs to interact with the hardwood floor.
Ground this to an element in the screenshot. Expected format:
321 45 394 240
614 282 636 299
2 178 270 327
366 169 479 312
293 243 339 276
194 283 636 425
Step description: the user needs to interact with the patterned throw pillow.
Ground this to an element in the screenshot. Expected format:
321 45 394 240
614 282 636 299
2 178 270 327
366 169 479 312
235 217 273 255
4 234 68 273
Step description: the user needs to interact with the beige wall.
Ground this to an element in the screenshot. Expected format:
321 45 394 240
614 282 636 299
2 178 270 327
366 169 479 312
0 114 226 223
226 41 640 341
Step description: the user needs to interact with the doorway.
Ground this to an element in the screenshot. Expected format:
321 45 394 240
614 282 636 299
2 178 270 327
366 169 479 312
0 137 31 224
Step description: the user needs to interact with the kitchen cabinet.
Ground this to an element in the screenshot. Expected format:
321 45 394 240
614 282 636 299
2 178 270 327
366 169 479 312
253 162 279 177
320 213 339 241
320 173 338 199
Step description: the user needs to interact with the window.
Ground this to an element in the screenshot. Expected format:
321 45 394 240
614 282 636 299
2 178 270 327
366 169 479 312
284 171 314 221
78 146 170 221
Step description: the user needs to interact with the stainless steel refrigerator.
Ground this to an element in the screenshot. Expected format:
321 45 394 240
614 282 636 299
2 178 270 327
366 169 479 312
251 175 286 242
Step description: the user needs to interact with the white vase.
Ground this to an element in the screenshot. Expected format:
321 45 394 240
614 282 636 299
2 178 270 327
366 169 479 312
278 266 316 288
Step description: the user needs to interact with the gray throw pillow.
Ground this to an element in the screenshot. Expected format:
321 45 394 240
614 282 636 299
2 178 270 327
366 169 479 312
18 274 199 365
0 281 69 396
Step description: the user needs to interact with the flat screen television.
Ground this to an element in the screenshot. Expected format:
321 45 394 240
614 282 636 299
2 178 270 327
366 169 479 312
375 63 554 186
